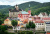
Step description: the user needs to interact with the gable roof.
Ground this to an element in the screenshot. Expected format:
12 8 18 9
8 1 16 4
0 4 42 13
4 19 10 21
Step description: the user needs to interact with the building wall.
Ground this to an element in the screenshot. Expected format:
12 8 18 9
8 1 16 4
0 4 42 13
9 11 21 17
4 20 12 26
35 23 45 30
18 14 29 19
38 13 43 17
45 24 50 31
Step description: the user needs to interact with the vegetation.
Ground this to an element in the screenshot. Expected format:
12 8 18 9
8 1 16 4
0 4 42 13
0 1 50 16
11 20 18 26
0 25 8 34
18 31 33 34
0 5 11 9
26 21 35 28
0 19 3 25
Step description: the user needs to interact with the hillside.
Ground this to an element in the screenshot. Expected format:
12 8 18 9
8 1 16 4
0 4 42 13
0 5 11 9
0 1 50 15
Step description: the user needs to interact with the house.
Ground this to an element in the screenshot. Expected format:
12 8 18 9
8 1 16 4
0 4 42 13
18 4 31 20
49 14 50 17
35 20 45 30
9 5 22 18
45 21 50 31
18 10 31 20
4 19 12 26
18 11 30 19
38 12 48 17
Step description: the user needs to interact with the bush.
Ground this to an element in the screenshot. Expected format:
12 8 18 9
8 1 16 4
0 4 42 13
18 31 33 34
26 21 35 29
26 24 30 28
11 20 18 26
0 25 8 33
31 23 35 28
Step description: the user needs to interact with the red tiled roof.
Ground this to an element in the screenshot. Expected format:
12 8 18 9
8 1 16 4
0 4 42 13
5 19 9 21
42 17 50 20
2 24 5 25
35 20 44 23
47 32 50 34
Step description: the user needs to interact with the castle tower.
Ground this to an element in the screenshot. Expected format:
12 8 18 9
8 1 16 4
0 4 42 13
15 5 19 10
28 4 31 16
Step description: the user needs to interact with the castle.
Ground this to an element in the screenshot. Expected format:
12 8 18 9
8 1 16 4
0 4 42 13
9 5 31 20
9 5 22 17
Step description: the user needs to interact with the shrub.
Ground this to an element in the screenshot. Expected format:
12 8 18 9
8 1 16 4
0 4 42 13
0 25 8 34
11 20 18 26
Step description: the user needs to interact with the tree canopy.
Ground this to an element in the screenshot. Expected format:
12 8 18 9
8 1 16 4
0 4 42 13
26 21 35 28
11 20 18 26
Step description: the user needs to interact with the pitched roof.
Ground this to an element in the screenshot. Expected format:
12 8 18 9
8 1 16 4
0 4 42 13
47 32 50 34
4 19 10 21
21 11 28 14
35 20 44 23
41 12 48 16
42 17 50 20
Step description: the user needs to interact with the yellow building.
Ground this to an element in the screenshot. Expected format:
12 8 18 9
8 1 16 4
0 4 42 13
4 19 12 26
18 21 24 27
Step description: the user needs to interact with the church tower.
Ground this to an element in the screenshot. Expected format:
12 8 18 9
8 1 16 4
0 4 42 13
15 5 19 10
28 4 31 16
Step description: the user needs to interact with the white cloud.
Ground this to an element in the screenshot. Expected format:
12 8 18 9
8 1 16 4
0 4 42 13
0 0 50 6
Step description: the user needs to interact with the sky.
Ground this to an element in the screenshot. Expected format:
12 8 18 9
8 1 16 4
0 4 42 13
0 0 50 6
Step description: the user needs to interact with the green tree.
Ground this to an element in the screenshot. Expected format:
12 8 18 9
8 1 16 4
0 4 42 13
11 20 18 26
29 21 32 27
31 23 35 28
26 21 35 28
0 19 3 25
0 25 8 33
26 24 30 28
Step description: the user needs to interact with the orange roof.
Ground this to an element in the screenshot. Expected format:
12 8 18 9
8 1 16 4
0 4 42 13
42 17 50 20
2 24 5 25
35 20 44 23
17 24 20 26
5 19 9 21
47 32 50 34
23 19 28 24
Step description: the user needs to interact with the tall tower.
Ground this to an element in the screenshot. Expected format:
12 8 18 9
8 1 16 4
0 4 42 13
28 4 31 16
15 5 19 10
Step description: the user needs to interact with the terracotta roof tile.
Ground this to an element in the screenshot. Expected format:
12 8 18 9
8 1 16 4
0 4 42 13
5 19 9 21
35 20 44 23
42 17 50 20
47 32 50 34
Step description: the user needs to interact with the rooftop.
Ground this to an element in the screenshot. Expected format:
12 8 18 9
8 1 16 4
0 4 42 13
21 11 28 14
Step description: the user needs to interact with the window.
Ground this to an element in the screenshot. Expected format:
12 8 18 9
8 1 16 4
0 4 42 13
20 15 21 17
42 23 43 25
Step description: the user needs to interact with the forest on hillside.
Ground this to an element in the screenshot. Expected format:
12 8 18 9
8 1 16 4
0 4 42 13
0 1 50 21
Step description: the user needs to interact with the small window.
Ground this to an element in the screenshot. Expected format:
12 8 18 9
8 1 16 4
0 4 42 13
40 23 41 25
20 15 21 17
42 23 43 25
